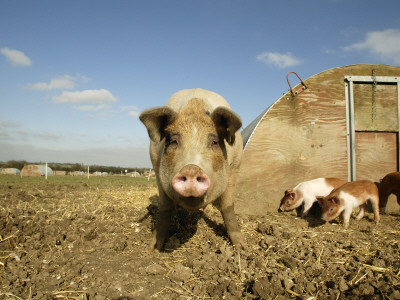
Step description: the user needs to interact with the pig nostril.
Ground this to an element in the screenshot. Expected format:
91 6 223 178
197 176 207 183
172 166 210 198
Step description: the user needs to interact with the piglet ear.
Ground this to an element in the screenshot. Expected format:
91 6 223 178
139 106 178 142
332 197 340 205
211 107 242 145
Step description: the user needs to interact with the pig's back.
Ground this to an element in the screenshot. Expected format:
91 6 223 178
337 180 378 198
166 88 231 112
382 172 400 187
297 178 333 196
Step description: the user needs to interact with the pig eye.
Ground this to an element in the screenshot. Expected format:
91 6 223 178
167 134 180 148
208 135 220 151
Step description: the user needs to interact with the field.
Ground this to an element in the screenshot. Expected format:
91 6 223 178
0 175 399 299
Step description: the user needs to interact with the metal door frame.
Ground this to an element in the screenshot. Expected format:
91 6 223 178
344 75 400 181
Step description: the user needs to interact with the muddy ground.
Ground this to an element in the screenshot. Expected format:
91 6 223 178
0 175 399 300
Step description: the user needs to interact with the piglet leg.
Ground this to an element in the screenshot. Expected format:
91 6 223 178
356 204 366 220
296 206 303 217
370 196 380 224
301 198 314 217
342 208 352 229
378 192 390 214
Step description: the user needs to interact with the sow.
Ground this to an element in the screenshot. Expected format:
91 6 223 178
140 88 245 251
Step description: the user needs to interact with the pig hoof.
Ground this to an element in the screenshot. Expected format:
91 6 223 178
230 233 246 250
149 239 157 251
149 241 164 251
149 236 164 251
234 240 247 250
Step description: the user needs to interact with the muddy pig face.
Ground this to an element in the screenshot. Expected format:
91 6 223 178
140 98 242 211
317 196 342 221
279 190 297 211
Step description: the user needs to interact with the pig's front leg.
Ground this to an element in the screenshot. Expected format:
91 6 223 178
355 203 366 220
218 174 246 249
295 206 303 217
150 191 174 251
342 208 352 229
302 198 314 217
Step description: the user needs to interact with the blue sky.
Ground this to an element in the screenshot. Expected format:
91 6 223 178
1 0 400 168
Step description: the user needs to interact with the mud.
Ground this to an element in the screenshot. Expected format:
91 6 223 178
0 176 399 299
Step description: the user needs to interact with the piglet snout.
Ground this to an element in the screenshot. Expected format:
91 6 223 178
172 164 210 198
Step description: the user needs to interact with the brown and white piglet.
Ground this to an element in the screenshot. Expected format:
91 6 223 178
140 88 245 251
379 172 400 214
279 177 346 217
317 180 380 229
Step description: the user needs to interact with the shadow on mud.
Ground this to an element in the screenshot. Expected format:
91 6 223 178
304 216 327 228
137 195 230 252
278 201 326 228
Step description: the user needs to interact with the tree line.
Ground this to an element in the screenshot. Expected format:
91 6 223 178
0 160 149 175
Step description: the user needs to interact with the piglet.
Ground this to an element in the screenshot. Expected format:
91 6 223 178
317 180 380 229
378 172 400 214
279 177 346 217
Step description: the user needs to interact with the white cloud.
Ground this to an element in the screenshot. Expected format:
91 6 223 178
0 128 11 140
120 105 140 117
73 104 112 111
53 89 117 104
75 132 88 137
322 47 338 55
0 47 32 66
14 130 29 137
0 120 20 128
27 74 89 91
128 110 140 117
343 28 400 64
256 51 301 68
117 135 133 143
33 132 63 140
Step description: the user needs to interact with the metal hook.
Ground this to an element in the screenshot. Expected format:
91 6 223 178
286 71 308 96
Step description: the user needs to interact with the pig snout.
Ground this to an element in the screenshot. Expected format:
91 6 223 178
172 164 210 198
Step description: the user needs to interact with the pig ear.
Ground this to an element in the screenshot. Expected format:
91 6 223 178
211 107 242 145
139 106 178 142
